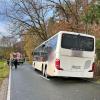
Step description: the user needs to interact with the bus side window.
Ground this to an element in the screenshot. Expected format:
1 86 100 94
46 36 57 55
33 52 37 61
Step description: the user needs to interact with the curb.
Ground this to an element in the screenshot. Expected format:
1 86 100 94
0 78 8 100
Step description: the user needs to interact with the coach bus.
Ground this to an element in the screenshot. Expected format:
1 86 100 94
32 31 96 78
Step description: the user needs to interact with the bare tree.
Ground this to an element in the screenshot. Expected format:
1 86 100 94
6 0 52 41
47 0 97 33
47 0 82 32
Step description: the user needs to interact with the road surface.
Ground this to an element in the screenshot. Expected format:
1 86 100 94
10 63 100 100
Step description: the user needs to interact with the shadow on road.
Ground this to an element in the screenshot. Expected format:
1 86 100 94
50 77 90 85
31 66 91 85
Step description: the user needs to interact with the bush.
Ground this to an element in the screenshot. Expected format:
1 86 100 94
96 39 100 60
0 61 9 80
95 39 100 76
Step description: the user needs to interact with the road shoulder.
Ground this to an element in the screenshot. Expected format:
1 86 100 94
85 76 100 85
0 78 8 100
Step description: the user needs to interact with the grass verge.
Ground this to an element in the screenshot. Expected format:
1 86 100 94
0 60 9 87
96 80 100 84
95 76 100 84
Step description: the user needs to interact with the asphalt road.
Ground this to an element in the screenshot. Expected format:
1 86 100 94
10 63 100 100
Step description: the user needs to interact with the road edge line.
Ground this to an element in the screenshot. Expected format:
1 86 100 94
39 75 50 81
7 65 11 100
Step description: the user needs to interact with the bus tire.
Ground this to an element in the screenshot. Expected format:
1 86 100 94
42 64 44 76
34 63 35 67
33 63 36 70
44 65 48 78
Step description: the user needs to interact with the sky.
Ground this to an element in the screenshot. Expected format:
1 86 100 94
0 0 10 36
0 0 92 37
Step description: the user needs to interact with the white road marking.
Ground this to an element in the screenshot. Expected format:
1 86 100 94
39 75 50 81
31 67 50 81
7 65 11 100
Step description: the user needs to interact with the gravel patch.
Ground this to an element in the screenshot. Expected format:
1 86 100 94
0 78 8 100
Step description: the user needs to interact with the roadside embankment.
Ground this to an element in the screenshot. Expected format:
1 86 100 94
0 78 8 100
0 61 9 84
0 60 9 100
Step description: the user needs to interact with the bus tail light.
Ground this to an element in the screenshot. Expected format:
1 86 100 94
89 63 96 72
55 59 63 70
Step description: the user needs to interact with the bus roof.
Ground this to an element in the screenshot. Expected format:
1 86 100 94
34 31 95 50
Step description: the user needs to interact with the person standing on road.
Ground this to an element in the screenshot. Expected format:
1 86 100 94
13 58 18 69
7 59 10 66
10 53 15 68
12 52 18 69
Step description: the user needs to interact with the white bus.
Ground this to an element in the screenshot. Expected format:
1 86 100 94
32 31 96 78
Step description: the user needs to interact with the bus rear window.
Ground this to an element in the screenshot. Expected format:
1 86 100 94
61 33 94 51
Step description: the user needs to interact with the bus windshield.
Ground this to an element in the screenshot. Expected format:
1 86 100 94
61 33 94 51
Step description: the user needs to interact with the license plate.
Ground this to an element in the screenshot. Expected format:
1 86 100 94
72 65 81 69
